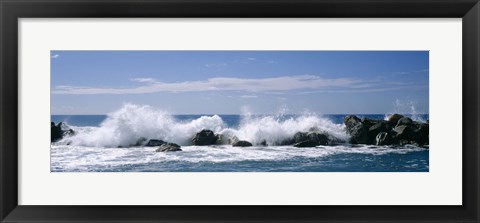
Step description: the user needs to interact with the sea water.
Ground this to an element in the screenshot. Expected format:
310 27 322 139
51 104 429 172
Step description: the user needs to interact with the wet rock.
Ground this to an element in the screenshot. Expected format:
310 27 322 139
368 121 392 144
344 115 428 146
294 140 318 147
292 131 329 146
51 122 63 142
375 132 392 146
51 122 74 143
145 139 166 147
361 117 380 127
232 140 253 147
344 115 362 129
396 117 413 127
307 132 329 145
387 114 404 125
344 115 369 144
260 140 268 146
411 123 429 146
293 132 308 143
192 129 218 145
155 143 182 152
398 140 419 146
393 125 412 141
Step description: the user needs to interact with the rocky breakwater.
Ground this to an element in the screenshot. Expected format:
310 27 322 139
189 128 340 148
281 130 330 148
155 143 182 152
192 129 254 147
344 114 429 146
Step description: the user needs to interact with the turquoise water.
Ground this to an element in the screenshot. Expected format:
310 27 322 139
51 113 429 172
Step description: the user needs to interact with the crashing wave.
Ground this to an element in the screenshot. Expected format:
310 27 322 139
57 104 347 147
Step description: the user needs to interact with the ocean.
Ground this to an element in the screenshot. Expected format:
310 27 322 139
51 105 429 172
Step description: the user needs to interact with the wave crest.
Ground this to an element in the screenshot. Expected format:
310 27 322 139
59 104 347 147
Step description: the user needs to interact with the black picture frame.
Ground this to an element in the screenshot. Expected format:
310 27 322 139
1 0 479 222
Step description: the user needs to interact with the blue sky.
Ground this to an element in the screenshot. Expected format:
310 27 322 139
51 51 429 115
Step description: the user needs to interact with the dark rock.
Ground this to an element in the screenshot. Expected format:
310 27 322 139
387 114 404 124
361 117 380 127
51 122 63 142
390 121 429 146
393 125 412 141
292 131 329 146
294 140 318 147
344 115 369 144
155 143 182 152
192 129 218 145
293 132 308 143
344 115 362 129
368 121 389 132
398 140 419 146
396 117 413 127
375 132 393 146
260 140 268 146
146 139 166 147
367 121 393 144
411 123 429 146
349 125 369 144
343 114 428 146
51 122 74 143
232 140 253 147
307 132 329 146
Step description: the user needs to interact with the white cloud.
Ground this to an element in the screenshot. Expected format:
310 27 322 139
416 69 429 73
297 84 427 94
52 75 378 95
132 78 157 83
388 68 429 76
51 54 60 59
247 58 256 60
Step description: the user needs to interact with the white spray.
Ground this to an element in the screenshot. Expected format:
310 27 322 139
59 103 347 147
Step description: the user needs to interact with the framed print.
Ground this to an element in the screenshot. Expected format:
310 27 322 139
1 0 479 222
49 50 431 173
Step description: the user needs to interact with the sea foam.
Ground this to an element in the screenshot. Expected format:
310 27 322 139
58 104 347 147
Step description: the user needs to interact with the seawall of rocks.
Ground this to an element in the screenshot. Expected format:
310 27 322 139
344 114 428 146
51 113 428 152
